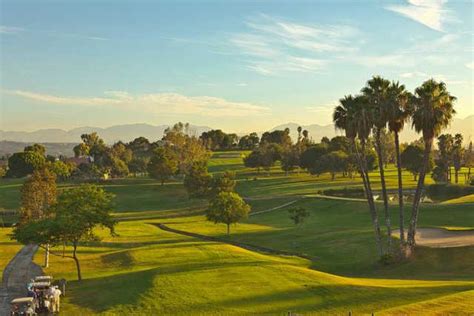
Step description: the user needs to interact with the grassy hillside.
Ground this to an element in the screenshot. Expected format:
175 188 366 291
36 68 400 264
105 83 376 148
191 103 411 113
1 151 473 314
35 221 474 315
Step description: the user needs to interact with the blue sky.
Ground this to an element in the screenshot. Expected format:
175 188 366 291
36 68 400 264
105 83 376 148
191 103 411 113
1 0 473 132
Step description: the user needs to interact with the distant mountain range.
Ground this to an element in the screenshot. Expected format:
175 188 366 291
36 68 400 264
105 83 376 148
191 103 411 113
272 115 474 144
1 116 472 156
0 124 212 144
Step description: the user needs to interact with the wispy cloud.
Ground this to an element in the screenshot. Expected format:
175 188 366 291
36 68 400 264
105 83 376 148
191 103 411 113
467 62 474 70
0 25 108 40
230 14 359 75
305 101 338 113
399 71 428 78
385 0 455 32
0 25 24 34
6 90 269 117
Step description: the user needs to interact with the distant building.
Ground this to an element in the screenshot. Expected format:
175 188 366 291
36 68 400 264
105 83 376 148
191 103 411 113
65 156 93 166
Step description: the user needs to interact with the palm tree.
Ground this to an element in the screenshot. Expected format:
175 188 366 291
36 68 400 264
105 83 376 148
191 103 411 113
407 79 456 250
334 95 383 256
297 126 303 144
362 76 392 250
386 82 411 249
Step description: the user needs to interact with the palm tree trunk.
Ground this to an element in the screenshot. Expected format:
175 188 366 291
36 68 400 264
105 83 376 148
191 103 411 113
407 138 433 251
353 139 383 257
375 128 392 250
394 132 405 246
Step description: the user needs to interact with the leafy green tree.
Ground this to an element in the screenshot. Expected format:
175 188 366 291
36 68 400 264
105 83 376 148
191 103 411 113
260 128 292 147
127 137 151 158
199 130 239 150
206 192 250 235
73 143 90 157
128 156 150 175
47 160 73 180
6 151 46 178
328 136 350 153
238 132 259 150
210 171 236 197
243 150 263 173
437 134 454 182
288 207 310 226
147 147 178 185
183 162 212 198
24 144 46 155
299 144 328 171
19 168 57 266
13 185 116 281
464 142 474 181
320 151 349 180
401 145 429 181
20 168 57 223
407 79 456 251
163 123 210 174
281 147 300 175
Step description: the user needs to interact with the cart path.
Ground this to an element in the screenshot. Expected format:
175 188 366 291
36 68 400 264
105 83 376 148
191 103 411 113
0 245 42 315
415 228 474 248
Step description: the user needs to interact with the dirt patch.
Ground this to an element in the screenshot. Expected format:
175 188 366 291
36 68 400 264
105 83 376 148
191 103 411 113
416 228 474 248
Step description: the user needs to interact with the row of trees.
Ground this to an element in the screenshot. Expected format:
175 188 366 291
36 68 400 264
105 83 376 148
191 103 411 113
199 129 247 150
333 76 456 258
433 134 473 183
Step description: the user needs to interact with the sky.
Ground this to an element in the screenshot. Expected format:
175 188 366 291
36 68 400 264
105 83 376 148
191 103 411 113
0 0 473 133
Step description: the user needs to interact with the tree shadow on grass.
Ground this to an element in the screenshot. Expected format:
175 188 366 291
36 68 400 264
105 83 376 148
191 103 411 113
189 283 474 315
66 268 159 313
65 259 278 313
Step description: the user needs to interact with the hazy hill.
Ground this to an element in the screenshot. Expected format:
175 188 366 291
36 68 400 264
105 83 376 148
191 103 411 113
0 123 212 144
0 141 78 157
272 115 474 144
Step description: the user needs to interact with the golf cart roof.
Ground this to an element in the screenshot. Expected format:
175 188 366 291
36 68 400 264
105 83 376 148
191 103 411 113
34 275 53 281
11 297 34 304
31 281 50 288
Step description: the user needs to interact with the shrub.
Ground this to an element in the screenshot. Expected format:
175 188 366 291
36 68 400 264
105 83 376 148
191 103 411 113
425 183 474 201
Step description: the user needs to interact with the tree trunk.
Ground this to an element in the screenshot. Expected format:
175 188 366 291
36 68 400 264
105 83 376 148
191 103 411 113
455 169 459 184
407 138 433 251
161 179 165 186
375 128 392 250
72 242 82 281
44 244 50 268
394 132 405 246
352 139 383 257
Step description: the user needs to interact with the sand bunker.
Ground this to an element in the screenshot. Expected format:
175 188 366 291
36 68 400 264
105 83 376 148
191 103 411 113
416 228 474 248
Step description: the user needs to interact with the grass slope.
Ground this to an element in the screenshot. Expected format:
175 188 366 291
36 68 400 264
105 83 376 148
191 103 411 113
35 221 474 315
1 151 473 314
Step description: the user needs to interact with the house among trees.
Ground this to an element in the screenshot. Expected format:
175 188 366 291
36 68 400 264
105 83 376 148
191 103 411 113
65 156 93 167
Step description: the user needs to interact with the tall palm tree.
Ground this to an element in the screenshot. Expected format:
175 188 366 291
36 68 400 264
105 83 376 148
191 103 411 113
407 79 456 250
386 82 411 249
334 95 383 256
297 126 303 144
362 76 392 249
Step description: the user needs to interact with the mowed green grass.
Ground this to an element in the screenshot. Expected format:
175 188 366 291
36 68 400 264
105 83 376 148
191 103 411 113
34 221 474 315
441 194 474 204
1 151 473 314
0 227 22 276
165 197 474 280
